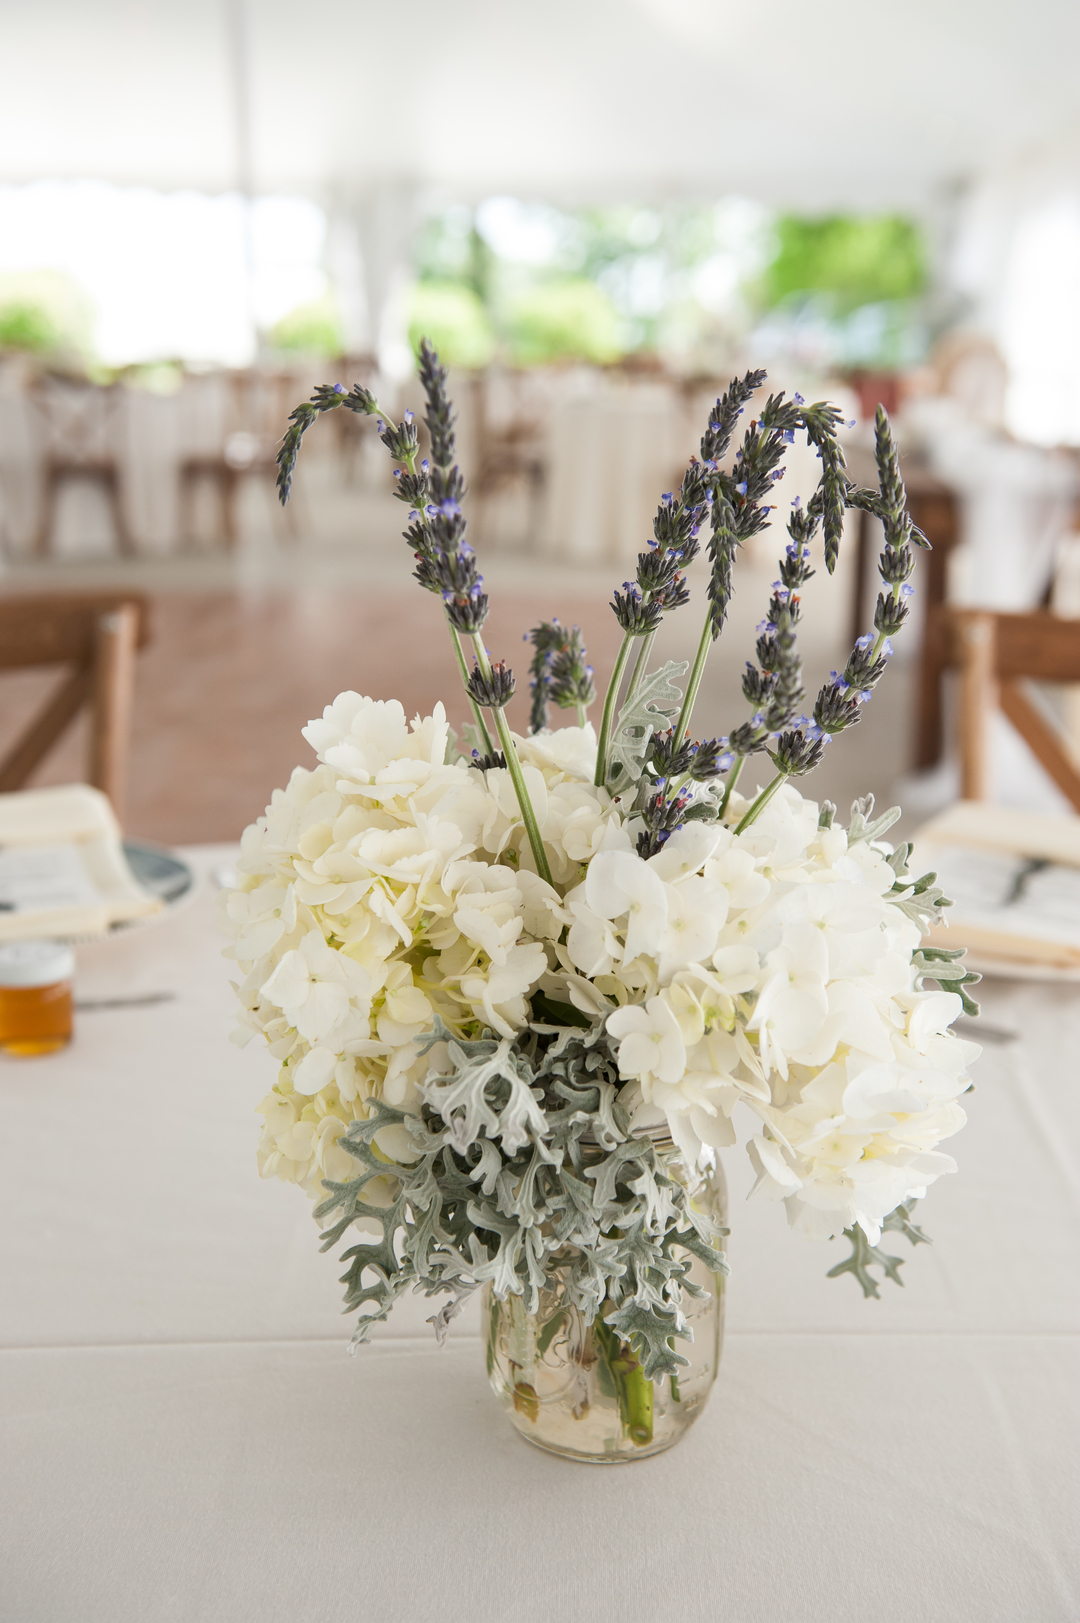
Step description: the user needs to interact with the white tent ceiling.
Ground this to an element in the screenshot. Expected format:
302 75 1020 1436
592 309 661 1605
2 0 1079 212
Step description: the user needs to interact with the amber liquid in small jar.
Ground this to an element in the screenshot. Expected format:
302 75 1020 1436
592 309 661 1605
0 941 75 1056
0 981 73 1055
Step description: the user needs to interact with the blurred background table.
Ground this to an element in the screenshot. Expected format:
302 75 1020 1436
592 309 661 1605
1 846 1077 1623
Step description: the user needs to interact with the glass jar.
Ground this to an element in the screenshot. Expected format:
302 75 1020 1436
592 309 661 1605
0 940 75 1057
483 1140 727 1463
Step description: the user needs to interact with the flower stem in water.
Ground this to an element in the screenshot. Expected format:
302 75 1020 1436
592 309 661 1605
595 1313 654 1446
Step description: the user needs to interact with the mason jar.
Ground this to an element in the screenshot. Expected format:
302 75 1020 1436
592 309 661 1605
482 1138 727 1462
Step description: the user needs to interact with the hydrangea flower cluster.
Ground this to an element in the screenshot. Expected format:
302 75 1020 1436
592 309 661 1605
224 700 976 1250
223 700 621 1197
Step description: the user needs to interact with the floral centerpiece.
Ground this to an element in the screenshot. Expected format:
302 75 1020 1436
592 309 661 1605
222 345 980 1461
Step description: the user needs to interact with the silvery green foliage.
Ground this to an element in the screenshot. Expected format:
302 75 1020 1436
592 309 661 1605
315 1020 728 1380
827 1201 931 1298
605 660 688 797
911 946 982 1017
846 794 903 845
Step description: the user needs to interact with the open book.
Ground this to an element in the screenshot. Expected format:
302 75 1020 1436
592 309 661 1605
911 801 1080 972
0 784 163 941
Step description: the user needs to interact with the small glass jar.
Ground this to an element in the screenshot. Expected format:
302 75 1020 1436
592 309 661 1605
483 1139 727 1463
0 941 75 1056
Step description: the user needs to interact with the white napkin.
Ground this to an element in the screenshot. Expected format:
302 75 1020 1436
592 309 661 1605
0 785 162 940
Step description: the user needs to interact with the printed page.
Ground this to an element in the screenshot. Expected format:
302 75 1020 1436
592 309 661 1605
927 844 1080 949
0 843 104 915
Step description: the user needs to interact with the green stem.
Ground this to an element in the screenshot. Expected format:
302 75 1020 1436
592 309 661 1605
734 769 789 834
594 1314 653 1446
448 620 494 754
621 1357 654 1445
471 637 553 885
623 628 657 707
674 614 714 742
594 633 635 788
717 753 744 819
575 702 588 728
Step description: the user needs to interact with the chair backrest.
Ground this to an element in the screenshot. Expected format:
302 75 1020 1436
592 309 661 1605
27 376 125 465
936 607 1080 809
0 592 151 824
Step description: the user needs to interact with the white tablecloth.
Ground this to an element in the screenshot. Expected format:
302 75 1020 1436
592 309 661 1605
1 846 1078 1622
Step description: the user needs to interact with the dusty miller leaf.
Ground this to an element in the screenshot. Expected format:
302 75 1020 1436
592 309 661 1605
606 660 687 796
847 794 902 845
827 1200 932 1297
826 1226 905 1298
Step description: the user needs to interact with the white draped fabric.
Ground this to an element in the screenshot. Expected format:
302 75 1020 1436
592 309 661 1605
951 133 1080 447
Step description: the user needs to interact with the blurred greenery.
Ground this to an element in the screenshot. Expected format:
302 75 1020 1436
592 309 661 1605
407 282 495 368
506 278 623 365
0 270 95 362
270 293 344 356
0 300 61 352
409 201 927 372
762 214 926 313
412 199 766 367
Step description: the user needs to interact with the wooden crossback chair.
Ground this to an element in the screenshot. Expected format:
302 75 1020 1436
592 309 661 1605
467 370 548 549
178 369 300 550
0 593 150 825
29 376 136 558
930 607 1080 809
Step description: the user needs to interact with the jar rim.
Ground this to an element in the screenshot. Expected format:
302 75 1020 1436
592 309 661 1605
0 939 75 987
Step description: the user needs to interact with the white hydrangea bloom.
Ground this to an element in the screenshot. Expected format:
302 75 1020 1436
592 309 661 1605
226 708 976 1247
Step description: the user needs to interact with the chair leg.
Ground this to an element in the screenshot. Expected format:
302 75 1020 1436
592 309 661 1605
999 678 1080 813
957 613 995 800
0 666 92 792
33 471 59 558
104 467 137 558
177 469 194 552
849 508 872 648
222 470 241 551
90 604 139 825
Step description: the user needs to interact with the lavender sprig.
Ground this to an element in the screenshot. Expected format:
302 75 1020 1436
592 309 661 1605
673 385 804 743
275 340 555 884
527 621 596 732
593 461 713 786
276 382 375 504
732 406 920 834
